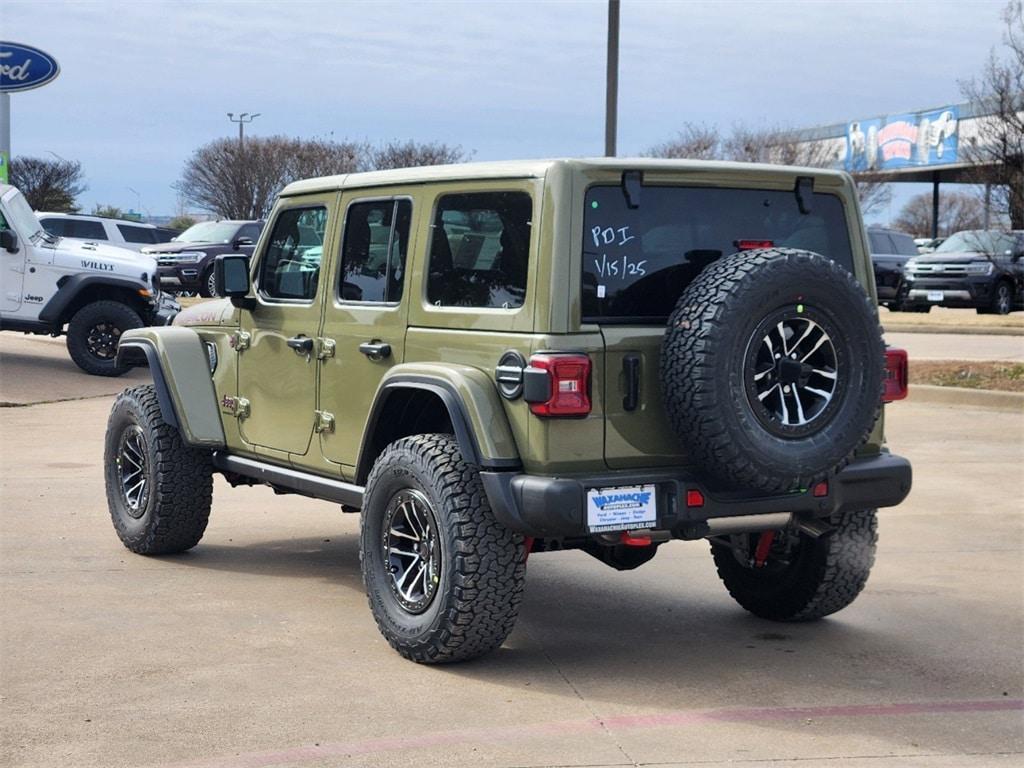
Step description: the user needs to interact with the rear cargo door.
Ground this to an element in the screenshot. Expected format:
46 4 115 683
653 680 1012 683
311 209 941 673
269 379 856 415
601 325 689 469
581 180 858 470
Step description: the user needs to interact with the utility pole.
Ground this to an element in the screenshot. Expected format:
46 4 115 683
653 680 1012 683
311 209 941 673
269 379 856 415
605 0 620 157
227 112 260 149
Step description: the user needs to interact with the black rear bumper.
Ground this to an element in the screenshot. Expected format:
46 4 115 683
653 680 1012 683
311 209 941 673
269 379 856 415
481 453 912 538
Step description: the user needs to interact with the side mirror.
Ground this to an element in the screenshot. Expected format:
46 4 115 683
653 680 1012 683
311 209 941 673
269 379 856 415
0 229 19 253
232 237 254 250
215 254 255 308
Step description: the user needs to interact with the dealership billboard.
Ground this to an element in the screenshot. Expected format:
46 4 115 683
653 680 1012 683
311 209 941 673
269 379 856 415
845 106 959 172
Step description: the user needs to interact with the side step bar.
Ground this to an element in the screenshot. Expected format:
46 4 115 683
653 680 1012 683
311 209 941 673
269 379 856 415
212 453 364 509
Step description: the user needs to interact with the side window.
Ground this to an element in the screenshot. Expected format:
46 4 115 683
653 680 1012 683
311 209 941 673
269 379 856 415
258 206 327 302
40 218 66 236
68 220 107 240
238 223 262 242
891 233 918 256
426 191 532 309
117 224 157 244
339 199 412 303
868 231 891 253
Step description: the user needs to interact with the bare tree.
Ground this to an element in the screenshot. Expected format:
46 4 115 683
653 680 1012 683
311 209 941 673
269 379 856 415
647 124 891 214
892 191 986 237
644 123 721 160
176 136 366 219
9 156 86 212
960 0 1024 228
368 140 470 170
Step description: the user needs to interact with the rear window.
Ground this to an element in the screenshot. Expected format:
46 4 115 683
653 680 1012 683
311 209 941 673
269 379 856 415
117 224 157 244
890 232 918 255
582 185 855 322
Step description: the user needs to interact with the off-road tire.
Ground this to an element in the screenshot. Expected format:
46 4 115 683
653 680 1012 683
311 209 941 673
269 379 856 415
660 248 884 493
360 434 526 663
66 300 143 376
710 508 878 621
104 385 213 554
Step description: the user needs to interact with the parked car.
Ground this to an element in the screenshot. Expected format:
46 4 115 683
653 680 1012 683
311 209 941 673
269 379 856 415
913 236 945 254
901 229 1024 314
141 219 263 297
38 212 165 252
105 159 911 664
868 227 918 309
1 185 178 376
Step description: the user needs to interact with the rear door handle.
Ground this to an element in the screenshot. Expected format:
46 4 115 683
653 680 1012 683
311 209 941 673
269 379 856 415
287 335 314 354
359 340 392 361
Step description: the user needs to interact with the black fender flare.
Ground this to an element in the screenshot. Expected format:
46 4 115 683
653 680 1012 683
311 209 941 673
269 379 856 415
356 374 521 485
39 273 151 324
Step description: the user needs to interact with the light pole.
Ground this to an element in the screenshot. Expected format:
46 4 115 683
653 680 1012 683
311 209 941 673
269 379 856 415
227 112 260 149
605 0 620 157
127 186 141 216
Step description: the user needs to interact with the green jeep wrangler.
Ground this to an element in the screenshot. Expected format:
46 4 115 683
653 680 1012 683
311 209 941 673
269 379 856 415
103 159 911 663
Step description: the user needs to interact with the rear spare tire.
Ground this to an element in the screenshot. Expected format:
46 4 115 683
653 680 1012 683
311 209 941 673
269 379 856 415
660 248 884 493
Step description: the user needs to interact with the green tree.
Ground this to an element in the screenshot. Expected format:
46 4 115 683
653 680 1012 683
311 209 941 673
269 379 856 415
92 204 123 219
9 156 86 212
168 215 196 231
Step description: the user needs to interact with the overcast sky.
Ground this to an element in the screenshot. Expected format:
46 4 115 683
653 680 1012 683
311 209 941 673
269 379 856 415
3 0 1009 222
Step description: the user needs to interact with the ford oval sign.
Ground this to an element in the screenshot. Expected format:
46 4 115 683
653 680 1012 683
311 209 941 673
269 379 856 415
0 41 61 93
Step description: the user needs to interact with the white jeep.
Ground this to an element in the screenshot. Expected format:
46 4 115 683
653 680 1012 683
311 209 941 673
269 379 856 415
0 184 178 376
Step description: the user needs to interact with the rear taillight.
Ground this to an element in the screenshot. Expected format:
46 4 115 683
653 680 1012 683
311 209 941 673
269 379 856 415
736 239 774 250
883 348 908 402
526 353 592 416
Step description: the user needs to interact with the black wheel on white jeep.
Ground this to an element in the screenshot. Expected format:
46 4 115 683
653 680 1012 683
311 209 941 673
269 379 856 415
360 434 526 663
709 508 877 621
66 300 143 377
661 248 885 494
104 385 213 554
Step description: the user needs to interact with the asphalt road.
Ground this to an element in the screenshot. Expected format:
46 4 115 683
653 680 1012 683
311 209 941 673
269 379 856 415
1 334 1022 767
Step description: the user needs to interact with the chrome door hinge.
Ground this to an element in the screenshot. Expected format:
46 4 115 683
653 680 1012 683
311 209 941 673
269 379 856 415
314 410 335 434
316 338 336 360
221 395 250 419
230 331 251 351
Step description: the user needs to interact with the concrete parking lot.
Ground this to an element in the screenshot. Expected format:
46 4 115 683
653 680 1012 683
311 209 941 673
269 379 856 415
1 335 1022 768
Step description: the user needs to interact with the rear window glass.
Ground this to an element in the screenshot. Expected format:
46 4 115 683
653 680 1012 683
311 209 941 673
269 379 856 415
890 232 918 255
582 185 855 322
427 191 532 309
117 224 157 244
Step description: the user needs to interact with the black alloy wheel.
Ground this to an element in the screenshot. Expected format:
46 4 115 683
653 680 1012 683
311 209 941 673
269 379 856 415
382 489 442 614
116 424 150 518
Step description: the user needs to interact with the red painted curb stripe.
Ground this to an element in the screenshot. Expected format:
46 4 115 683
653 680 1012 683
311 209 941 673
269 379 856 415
164 698 1024 768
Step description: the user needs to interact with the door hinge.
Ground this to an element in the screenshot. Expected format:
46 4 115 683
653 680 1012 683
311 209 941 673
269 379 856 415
230 331 251 351
314 410 335 434
221 395 250 419
316 337 336 360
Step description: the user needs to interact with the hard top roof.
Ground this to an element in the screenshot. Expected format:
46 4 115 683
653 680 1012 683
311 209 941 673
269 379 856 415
280 157 850 197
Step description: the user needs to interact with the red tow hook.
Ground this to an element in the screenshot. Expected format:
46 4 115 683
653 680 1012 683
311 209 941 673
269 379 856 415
753 531 776 568
620 532 653 547
523 536 535 563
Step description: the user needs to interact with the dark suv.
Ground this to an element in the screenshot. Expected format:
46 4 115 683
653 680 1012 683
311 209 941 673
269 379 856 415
142 220 263 297
867 227 919 309
901 229 1024 314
